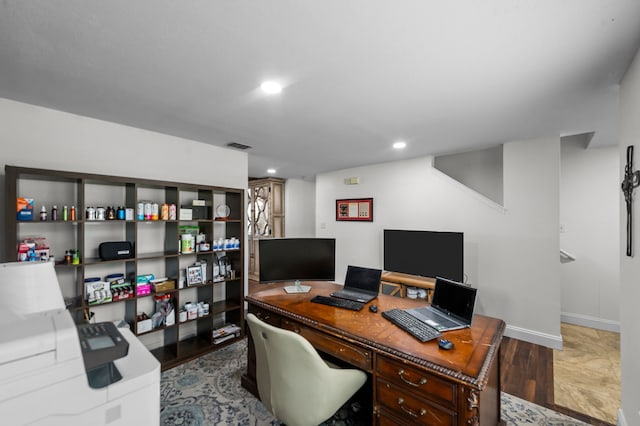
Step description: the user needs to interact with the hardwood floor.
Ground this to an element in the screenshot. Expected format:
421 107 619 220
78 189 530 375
500 336 554 406
500 337 613 426
248 281 614 426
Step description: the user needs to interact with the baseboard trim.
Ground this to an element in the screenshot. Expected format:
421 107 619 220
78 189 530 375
561 312 620 333
504 324 563 350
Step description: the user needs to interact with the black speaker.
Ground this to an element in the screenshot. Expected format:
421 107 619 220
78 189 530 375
99 241 134 261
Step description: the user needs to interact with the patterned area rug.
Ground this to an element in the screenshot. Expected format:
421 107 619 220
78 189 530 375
161 339 589 426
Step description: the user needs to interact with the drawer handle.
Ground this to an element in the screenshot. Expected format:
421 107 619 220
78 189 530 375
467 390 479 410
397 398 426 418
398 369 427 387
283 320 301 334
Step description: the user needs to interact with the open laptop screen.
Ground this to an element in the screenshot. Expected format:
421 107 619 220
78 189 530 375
344 265 382 293
431 277 477 323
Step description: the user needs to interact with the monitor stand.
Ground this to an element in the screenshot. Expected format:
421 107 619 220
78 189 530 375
284 280 311 294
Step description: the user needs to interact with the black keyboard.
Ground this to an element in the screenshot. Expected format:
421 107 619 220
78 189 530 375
382 309 442 342
310 295 364 311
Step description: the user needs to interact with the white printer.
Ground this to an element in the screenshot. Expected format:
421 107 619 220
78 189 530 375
0 262 160 425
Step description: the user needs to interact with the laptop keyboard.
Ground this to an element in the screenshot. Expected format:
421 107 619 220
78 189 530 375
421 307 464 328
310 295 364 311
382 309 442 342
338 289 368 297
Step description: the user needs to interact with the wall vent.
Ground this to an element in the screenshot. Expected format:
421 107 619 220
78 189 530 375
226 142 252 150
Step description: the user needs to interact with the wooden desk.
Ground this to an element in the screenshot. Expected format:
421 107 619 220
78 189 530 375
241 282 504 425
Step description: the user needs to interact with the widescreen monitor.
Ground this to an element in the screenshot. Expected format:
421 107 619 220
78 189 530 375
259 238 336 283
383 229 463 282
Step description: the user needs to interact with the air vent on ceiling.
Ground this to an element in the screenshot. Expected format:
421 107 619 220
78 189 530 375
226 142 252 150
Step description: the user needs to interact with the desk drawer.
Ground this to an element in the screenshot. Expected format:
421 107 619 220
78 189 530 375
377 355 456 407
281 318 373 371
376 378 456 426
249 306 280 327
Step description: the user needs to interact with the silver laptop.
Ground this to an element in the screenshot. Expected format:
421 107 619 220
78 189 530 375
331 265 382 303
405 277 477 332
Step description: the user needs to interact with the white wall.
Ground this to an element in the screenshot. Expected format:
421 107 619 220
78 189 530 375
0 98 249 333
284 178 316 237
560 136 620 331
0 99 247 188
315 136 562 347
618 46 640 426
434 145 504 205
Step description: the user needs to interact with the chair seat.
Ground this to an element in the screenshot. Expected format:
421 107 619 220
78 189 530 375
247 313 367 426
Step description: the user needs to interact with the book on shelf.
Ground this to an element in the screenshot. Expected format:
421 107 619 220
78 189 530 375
212 323 241 344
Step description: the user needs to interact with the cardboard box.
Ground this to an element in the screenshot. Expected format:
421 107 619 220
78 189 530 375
86 281 112 305
136 275 153 296
136 318 153 334
110 280 134 301
136 283 151 296
165 309 175 326
179 208 192 220
16 198 34 221
152 279 175 293
136 273 154 284
178 225 199 236
190 205 210 220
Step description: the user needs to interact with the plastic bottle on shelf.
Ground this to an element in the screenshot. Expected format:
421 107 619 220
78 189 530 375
213 257 220 279
51 205 58 221
106 206 116 220
70 206 76 221
40 206 47 221
180 234 194 253
86 206 95 220
200 261 207 283
144 202 152 220
136 202 144 220
62 205 68 221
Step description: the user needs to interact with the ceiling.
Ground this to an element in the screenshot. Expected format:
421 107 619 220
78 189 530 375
2 1 640 179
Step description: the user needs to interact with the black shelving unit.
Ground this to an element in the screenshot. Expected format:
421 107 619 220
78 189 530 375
4 165 245 370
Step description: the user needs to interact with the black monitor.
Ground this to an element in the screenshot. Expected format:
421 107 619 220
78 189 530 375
259 238 336 283
383 229 464 282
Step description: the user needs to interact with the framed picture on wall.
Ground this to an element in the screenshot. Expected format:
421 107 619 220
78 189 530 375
336 198 373 222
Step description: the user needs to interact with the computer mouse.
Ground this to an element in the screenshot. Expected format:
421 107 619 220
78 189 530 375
438 339 454 350
369 305 378 313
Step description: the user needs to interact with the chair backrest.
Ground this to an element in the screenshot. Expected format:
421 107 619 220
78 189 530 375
246 313 366 426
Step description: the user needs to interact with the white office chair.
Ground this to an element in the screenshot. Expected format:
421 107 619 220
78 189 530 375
246 313 367 426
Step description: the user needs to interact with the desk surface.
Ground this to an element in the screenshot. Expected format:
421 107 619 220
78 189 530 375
246 281 504 390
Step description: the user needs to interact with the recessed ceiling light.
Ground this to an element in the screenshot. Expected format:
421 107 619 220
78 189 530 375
261 81 282 94
267 168 277 174
393 141 407 149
